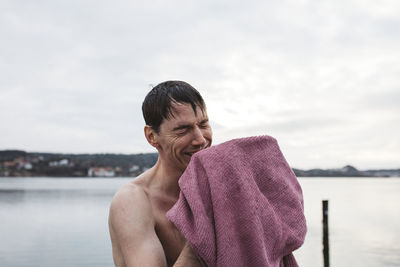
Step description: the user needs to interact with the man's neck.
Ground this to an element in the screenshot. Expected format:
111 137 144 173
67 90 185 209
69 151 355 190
148 158 183 199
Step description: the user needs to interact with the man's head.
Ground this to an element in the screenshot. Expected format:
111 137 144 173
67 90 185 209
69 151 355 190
142 81 212 173
142 80 206 133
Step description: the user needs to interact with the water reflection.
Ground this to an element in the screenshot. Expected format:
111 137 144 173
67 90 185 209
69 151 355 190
0 189 26 203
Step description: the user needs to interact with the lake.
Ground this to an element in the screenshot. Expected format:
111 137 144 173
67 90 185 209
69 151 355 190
0 177 399 266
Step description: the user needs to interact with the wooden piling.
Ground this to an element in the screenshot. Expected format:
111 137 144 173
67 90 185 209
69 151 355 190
322 200 330 267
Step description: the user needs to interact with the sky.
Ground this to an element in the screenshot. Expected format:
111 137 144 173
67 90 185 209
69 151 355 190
1 0 399 170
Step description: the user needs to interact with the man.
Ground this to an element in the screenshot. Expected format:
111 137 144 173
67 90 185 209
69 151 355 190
109 81 212 267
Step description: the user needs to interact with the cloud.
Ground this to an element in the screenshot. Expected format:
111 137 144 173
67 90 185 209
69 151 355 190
0 0 399 168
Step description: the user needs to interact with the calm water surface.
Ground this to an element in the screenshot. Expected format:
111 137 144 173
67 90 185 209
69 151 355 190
0 177 399 267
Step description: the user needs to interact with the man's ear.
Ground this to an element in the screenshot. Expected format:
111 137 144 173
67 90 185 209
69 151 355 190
144 125 159 148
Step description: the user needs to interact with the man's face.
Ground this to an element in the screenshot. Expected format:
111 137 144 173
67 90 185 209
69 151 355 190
156 102 212 173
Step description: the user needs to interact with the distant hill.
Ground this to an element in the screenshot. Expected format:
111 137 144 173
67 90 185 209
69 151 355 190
292 165 400 177
0 150 158 177
1 150 399 177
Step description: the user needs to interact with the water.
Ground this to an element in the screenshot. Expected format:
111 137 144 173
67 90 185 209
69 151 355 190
0 177 127 267
295 178 400 267
0 177 399 267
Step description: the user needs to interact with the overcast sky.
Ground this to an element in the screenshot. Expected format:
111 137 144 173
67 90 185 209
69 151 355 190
1 0 399 169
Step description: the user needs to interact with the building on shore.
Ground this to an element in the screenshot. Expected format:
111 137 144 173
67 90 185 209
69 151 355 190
88 167 115 177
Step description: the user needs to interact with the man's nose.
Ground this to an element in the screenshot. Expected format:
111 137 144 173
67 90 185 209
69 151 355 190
192 127 207 147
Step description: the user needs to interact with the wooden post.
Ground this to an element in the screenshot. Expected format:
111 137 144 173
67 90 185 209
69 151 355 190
322 200 330 267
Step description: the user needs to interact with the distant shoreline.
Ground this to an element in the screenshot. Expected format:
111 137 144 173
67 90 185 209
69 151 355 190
1 150 399 178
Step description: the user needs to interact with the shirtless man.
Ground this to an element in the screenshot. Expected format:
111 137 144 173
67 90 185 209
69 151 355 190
108 81 212 266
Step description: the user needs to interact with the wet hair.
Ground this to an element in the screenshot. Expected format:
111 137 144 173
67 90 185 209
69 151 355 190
142 80 206 133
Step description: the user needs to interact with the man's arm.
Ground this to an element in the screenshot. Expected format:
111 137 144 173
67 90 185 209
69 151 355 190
109 185 167 267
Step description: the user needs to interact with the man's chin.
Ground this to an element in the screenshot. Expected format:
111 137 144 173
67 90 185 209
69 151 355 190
183 157 191 166
181 156 192 168
182 148 208 167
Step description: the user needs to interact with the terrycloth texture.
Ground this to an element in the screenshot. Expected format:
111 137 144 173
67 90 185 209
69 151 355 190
166 136 307 267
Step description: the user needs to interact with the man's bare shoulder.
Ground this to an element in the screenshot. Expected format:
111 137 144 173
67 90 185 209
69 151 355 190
111 183 145 208
109 174 154 233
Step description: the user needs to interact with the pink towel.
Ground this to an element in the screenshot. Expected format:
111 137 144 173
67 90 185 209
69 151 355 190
166 136 307 267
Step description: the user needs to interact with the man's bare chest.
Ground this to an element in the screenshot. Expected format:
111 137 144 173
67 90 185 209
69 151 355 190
152 199 186 265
